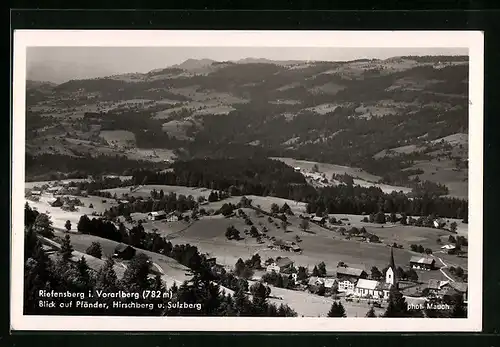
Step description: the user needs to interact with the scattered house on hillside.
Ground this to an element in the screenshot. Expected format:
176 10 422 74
166 211 182 222
336 267 368 281
80 190 88 197
443 281 468 302
148 211 167 221
354 279 392 300
47 197 63 207
409 256 436 271
290 244 302 253
338 278 357 294
199 201 209 206
266 257 294 273
31 190 42 196
113 244 136 260
433 218 447 229
311 216 327 225
441 244 456 251
294 167 301 172
426 279 450 296
119 200 129 204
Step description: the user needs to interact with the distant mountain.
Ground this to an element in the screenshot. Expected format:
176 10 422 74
171 58 217 71
25 55 469 198
27 61 119 84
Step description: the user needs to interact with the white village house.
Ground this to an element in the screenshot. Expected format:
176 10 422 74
148 211 167 221
266 257 294 274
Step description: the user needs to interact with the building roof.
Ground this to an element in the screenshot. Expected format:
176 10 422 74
148 211 166 217
441 244 456 250
376 282 392 291
323 278 337 288
115 243 133 252
356 279 379 290
449 281 468 293
31 190 41 195
308 276 321 286
339 278 357 284
275 257 293 268
410 256 435 265
336 267 366 277
311 216 325 222
427 279 445 290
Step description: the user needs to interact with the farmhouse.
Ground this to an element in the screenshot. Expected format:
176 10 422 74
433 218 447 229
294 167 301 172
441 244 456 251
440 281 468 302
410 256 435 271
148 211 167 221
166 212 182 222
266 257 294 273
336 267 368 281
338 278 357 293
47 197 63 207
113 244 136 260
426 279 450 296
31 190 42 196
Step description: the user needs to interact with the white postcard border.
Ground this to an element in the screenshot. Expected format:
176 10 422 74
11 30 484 332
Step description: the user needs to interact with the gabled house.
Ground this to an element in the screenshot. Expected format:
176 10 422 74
440 281 468 302
113 244 136 260
426 279 450 296
354 279 391 300
47 197 63 207
266 257 294 273
410 256 435 271
148 211 167 221
338 278 357 294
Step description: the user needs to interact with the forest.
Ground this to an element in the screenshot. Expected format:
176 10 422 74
128 159 468 220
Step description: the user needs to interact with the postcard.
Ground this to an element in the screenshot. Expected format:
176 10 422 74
11 30 483 331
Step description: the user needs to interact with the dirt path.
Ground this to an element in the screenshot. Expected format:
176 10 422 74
433 255 455 282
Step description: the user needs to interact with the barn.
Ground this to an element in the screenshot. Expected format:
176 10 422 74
113 244 136 260
409 256 435 271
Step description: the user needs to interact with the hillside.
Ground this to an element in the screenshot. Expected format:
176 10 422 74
25 55 469 197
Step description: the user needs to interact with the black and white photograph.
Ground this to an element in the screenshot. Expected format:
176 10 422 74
11 31 483 331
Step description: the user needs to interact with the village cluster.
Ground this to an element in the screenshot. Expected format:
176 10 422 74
261 247 468 305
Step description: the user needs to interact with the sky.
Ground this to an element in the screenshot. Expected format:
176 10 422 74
26 46 468 83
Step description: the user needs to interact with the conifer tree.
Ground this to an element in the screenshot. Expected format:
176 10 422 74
327 301 347 317
60 234 74 262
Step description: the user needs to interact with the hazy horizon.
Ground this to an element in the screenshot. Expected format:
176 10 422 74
27 46 468 84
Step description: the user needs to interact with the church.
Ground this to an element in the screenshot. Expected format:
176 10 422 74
353 247 398 300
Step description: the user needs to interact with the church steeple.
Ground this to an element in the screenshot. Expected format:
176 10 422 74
389 246 396 272
385 246 398 289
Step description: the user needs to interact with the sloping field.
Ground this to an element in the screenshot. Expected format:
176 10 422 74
272 157 411 194
53 230 192 285
407 159 468 199
99 130 136 147
431 133 468 146
374 144 425 159
25 194 118 230
272 157 381 182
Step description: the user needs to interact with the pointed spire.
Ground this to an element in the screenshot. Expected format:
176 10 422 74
390 246 396 271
